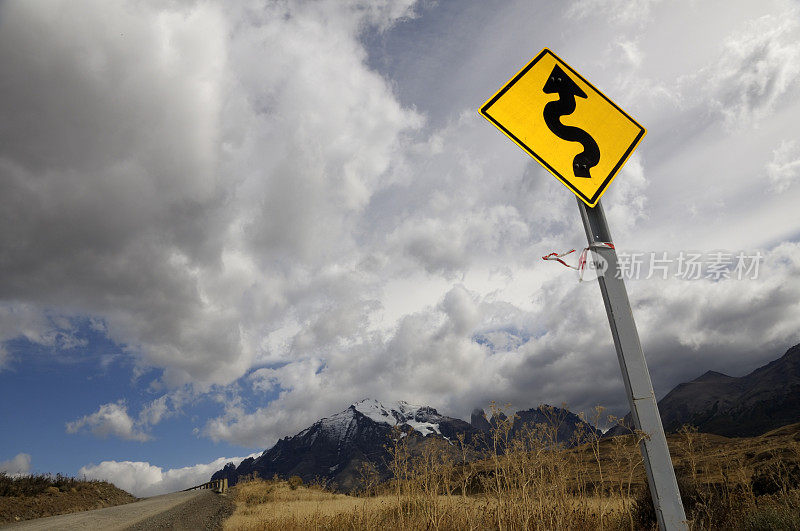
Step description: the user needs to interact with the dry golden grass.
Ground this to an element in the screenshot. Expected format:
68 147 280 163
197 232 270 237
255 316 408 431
224 406 800 530
225 481 628 531
227 480 383 526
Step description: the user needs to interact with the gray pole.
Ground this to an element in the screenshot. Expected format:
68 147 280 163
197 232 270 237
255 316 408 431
577 198 687 530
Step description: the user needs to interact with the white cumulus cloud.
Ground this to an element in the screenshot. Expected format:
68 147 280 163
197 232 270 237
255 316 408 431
0 453 31 476
767 140 800 193
707 12 800 127
79 454 259 497
66 400 151 442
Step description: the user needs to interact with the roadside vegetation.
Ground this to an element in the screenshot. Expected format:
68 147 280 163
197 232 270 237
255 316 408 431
224 405 800 530
0 472 136 524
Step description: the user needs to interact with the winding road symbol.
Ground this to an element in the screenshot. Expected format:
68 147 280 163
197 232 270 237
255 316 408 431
542 65 599 178
478 48 646 206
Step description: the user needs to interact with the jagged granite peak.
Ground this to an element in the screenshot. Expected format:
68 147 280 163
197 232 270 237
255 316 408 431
606 342 800 438
490 411 508 430
471 408 491 432
511 405 601 446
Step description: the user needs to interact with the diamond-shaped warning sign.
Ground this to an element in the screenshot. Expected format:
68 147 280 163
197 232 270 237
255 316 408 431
480 48 646 206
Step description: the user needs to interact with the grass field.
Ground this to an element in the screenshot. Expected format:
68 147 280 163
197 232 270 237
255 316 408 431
223 408 800 530
224 480 630 530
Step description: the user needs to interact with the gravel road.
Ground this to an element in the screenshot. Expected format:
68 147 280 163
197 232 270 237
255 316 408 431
1 490 234 530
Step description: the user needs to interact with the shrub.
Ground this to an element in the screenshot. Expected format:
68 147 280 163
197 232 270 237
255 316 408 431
238 480 275 506
751 461 800 496
742 505 800 530
0 473 84 498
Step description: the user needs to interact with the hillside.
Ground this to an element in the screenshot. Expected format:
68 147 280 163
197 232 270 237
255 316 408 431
0 473 136 524
608 342 800 437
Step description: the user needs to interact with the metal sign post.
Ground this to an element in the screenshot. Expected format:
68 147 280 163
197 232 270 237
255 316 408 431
479 47 688 530
577 198 686 530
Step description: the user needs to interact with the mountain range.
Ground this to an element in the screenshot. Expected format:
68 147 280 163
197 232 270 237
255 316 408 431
211 399 595 491
212 342 800 490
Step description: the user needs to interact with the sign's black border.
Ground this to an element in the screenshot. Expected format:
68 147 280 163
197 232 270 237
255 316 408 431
479 48 646 206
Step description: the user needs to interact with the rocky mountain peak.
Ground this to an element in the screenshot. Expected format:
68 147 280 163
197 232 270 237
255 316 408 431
212 398 477 492
471 408 491 432
693 370 734 383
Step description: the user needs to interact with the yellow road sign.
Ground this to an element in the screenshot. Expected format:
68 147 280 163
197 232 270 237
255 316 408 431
480 49 645 207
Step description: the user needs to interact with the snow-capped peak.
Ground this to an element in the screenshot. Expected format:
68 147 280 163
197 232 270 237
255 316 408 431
351 398 442 435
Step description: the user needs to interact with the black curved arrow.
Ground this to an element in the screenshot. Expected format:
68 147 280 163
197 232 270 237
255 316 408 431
542 65 600 178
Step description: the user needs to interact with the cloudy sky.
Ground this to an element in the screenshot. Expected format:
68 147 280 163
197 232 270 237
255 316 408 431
2 0 800 496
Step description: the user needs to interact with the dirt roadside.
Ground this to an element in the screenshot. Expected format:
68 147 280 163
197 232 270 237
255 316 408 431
124 490 234 530
0 490 233 530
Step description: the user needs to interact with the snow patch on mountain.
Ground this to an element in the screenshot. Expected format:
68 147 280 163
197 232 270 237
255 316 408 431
289 399 446 446
352 399 442 435
317 408 359 443
405 419 441 436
